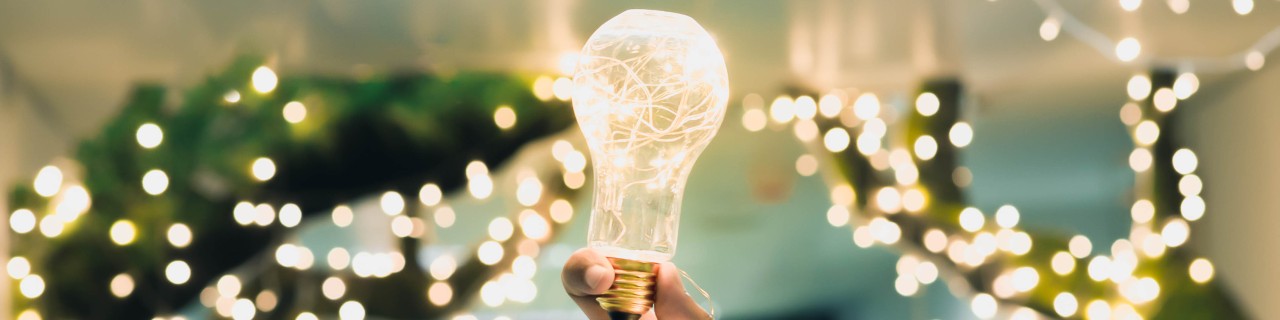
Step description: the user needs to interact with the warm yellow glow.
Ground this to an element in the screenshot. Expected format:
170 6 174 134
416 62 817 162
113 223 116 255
252 66 278 93
830 184 855 206
257 290 278 312
278 203 302 228
489 217 514 241
417 183 443 207
870 217 901 244
558 52 581 76
217 275 242 298
332 205 354 227
467 163 494 199
323 276 346 300
283 101 307 124
434 206 456 228
769 96 796 123
915 261 938 284
276 244 300 268
1174 73 1199 99
252 157 276 181
110 220 138 245
1171 148 1198 174
1087 256 1112 281
10 209 36 234
1135 120 1159 145
20 274 44 298
793 154 818 176
923 229 948 253
875 187 902 213
1153 88 1177 112
1129 148 1153 172
232 298 255 320
1233 0 1254 15
894 275 918 297
520 209 550 240
328 247 351 270
1070 235 1093 258
1040 17 1061 41
142 169 169 195
532 76 554 101
950 122 974 148
478 241 504 265
1245 50 1265 71
1055 292 1079 317
971 293 997 319
166 260 191 284
824 128 851 152
793 119 819 142
1189 258 1214 283
254 203 276 226
742 109 768 132
1086 300 1111 320
165 223 193 248
297 312 319 320
995 205 1019 228
380 191 405 215
1168 0 1189 13
818 93 843 118
1126 74 1157 100
550 199 574 223
853 93 880 120
39 215 64 238
516 176 543 206
826 205 850 227
224 90 241 103
1012 266 1040 292
33 165 63 197
7 256 30 279
137 123 164 149
1122 277 1161 304
852 226 874 248
1141 232 1167 257
111 273 134 298
552 77 573 101
1130 199 1155 223
339 301 366 320
1120 102 1142 126
480 280 505 307
1120 0 1141 11
902 188 927 212
1162 218 1190 247
959 207 984 232
428 282 453 306
430 254 458 280
1180 174 1203 196
16 309 41 320
794 96 817 120
1052 251 1076 275
1116 37 1141 62
391 216 414 238
494 105 517 129
913 135 938 160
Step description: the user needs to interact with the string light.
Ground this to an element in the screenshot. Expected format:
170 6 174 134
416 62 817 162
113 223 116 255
7 257 31 279
110 220 138 245
1070 235 1093 258
17 309 41 320
794 96 818 120
1232 0 1254 15
1153 88 1177 112
1040 17 1061 41
339 301 367 320
824 128 851 152
1129 148 1153 172
20 274 45 298
1167 0 1189 14
1086 300 1111 320
1054 292 1079 317
1245 50 1265 71
33 165 62 197
532 76 555 101
418 183 443 206
1189 258 1214 283
328 248 351 270
254 203 276 226
283 101 307 124
332 205 354 227
323 277 346 300
1116 37 1142 62
1052 251 1076 275
826 205 850 227
853 93 880 120
995 205 1020 228
10 209 36 234
166 260 191 284
252 157 277 181
1173 73 1200 99
162 223 192 248
224 90 241 103
971 293 998 319
1171 148 1198 174
552 77 573 101
494 105 517 130
959 207 985 232
818 93 843 118
478 241 504 265
1162 219 1190 247
110 274 134 298
136 123 164 149
252 66 278 93
380 191 405 215
1131 199 1155 223
914 135 938 160
434 205 456 228
489 217 514 241
429 282 453 306
949 122 974 148
1119 0 1141 12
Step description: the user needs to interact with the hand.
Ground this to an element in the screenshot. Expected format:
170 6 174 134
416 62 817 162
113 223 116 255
562 248 710 320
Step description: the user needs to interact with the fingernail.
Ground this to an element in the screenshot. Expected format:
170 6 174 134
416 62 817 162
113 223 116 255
584 265 609 292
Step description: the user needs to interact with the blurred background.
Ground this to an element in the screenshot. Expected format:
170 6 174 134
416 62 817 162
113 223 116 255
0 0 1277 319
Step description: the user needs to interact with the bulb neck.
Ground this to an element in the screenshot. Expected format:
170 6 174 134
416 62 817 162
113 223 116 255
597 257 659 318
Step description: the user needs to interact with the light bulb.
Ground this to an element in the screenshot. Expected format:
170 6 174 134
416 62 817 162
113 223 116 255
572 9 728 319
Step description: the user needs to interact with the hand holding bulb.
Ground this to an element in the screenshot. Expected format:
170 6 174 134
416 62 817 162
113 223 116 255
562 248 709 320
571 8 728 320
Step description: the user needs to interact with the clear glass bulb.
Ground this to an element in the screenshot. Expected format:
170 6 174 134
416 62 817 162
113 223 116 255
572 9 729 263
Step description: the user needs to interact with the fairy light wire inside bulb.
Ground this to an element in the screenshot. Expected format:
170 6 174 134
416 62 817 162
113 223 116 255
573 9 729 263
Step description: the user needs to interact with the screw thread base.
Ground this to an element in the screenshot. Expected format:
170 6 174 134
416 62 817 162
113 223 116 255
597 257 658 318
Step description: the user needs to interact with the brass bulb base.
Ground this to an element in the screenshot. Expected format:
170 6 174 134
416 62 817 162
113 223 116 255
597 257 659 319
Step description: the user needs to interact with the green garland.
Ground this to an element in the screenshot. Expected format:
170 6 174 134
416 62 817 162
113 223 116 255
7 56 577 319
